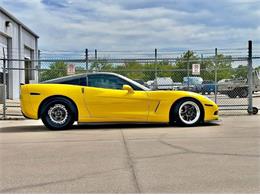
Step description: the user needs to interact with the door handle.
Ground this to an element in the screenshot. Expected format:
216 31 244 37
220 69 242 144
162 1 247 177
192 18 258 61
81 88 84 93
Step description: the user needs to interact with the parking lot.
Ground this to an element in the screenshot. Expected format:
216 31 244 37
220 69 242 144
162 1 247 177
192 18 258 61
0 115 259 193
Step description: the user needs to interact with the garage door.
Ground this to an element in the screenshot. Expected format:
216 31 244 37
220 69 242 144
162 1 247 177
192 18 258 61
0 35 8 58
0 35 8 84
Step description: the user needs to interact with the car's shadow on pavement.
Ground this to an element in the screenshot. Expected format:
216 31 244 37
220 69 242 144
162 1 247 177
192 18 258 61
76 122 219 130
0 122 220 133
0 125 48 133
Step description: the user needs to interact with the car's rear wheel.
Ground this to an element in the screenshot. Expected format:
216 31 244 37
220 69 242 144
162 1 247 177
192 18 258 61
171 99 203 126
41 98 75 130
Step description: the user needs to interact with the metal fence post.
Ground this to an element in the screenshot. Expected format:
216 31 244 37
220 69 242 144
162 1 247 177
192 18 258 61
94 49 98 71
38 50 41 82
201 53 203 79
214 48 218 103
155 48 158 79
85 48 88 71
187 51 190 90
2 48 6 119
248 40 253 114
95 49 97 60
154 48 158 89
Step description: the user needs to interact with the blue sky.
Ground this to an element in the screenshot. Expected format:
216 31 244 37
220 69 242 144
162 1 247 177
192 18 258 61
1 0 260 53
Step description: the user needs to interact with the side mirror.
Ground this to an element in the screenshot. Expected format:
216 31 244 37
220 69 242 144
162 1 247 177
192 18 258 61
123 85 134 94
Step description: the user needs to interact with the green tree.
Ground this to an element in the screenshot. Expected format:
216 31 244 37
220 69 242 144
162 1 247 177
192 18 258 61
233 65 248 79
75 66 86 74
157 61 174 78
143 62 156 81
215 54 233 81
200 58 215 81
90 59 114 71
254 66 260 72
173 50 199 82
40 61 67 81
120 61 144 80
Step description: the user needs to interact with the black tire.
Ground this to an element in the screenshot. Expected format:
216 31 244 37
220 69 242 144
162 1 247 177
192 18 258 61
253 107 259 115
227 91 237 98
248 107 258 115
170 99 203 126
238 88 248 98
40 97 76 130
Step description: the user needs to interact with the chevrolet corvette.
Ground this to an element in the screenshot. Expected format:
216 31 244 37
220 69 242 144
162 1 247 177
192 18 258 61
20 72 219 130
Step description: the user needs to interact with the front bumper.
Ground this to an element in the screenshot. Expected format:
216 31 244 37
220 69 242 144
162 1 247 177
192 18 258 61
204 103 219 121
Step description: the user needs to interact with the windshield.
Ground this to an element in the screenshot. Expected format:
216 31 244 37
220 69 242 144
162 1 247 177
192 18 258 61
116 74 150 91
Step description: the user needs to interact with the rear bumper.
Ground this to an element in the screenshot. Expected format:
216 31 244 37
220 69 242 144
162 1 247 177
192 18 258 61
21 110 34 119
20 86 38 119
20 100 38 119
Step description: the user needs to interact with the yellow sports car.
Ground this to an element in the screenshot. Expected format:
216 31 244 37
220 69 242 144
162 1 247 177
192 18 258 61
20 72 218 130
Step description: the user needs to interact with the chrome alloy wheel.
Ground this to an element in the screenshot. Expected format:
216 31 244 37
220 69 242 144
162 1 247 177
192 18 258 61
178 101 201 125
48 104 68 125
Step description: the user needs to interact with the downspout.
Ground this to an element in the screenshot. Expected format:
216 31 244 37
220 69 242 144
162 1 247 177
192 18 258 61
18 24 21 88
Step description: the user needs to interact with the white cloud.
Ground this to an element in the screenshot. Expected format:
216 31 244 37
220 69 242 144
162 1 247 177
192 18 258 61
1 0 260 54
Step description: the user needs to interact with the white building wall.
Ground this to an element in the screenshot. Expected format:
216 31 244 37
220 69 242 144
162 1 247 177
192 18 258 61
22 28 38 82
0 9 38 100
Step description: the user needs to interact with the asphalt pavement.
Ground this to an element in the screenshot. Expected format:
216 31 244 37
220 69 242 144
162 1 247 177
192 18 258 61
0 115 260 193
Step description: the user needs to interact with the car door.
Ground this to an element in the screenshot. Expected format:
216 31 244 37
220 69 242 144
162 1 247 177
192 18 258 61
83 74 149 121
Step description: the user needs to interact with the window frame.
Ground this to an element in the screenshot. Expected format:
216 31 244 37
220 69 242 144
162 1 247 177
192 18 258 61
86 74 144 91
60 76 87 86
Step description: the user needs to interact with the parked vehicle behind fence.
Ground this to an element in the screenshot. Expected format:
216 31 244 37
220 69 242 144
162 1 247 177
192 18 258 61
181 76 203 92
151 77 174 90
196 80 217 94
218 70 260 98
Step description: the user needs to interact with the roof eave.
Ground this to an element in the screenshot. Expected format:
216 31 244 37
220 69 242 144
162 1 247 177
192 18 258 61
0 6 39 38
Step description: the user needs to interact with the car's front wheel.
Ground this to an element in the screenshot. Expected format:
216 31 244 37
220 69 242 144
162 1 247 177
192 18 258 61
41 98 76 130
171 99 203 126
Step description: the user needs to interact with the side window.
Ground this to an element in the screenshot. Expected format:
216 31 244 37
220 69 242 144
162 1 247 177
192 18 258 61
61 77 86 86
87 75 124 89
79 77 87 86
87 74 142 90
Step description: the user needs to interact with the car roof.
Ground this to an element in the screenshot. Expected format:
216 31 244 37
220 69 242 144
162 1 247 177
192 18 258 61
40 72 150 91
41 72 123 84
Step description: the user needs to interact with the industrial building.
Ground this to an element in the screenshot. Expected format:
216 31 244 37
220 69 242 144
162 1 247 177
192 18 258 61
0 7 39 99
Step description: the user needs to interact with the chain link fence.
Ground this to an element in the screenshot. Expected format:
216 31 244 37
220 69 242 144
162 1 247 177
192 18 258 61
1 41 260 118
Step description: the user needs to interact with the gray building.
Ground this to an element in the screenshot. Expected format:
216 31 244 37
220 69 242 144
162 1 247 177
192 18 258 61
0 7 39 99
